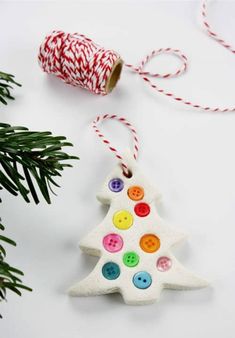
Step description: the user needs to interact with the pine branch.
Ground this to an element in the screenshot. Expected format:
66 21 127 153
0 126 78 315
0 71 21 105
0 127 78 315
0 123 79 204
0 220 32 318
0 71 79 317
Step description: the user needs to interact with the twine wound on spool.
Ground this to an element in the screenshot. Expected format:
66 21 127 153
38 31 123 95
38 1 235 112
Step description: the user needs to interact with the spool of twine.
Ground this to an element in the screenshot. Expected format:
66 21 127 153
38 30 123 95
38 1 235 112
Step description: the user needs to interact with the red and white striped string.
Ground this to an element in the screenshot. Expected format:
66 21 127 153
202 0 235 54
126 0 235 112
38 31 120 95
92 114 139 175
39 0 235 112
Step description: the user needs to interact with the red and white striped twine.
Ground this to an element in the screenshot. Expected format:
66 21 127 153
126 0 235 113
92 114 139 175
39 0 235 112
38 31 120 95
202 0 235 55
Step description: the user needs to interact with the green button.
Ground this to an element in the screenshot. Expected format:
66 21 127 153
123 251 139 267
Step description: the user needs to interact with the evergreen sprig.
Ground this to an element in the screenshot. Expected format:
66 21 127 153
0 71 21 105
0 221 32 317
0 71 79 315
0 123 79 204
0 124 78 314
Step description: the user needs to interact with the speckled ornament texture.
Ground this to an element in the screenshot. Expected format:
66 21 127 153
68 153 208 305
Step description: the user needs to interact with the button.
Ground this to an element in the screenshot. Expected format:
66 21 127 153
133 271 152 289
157 256 172 272
103 233 123 253
140 234 161 253
102 262 120 280
108 178 124 193
113 210 133 230
123 251 139 267
134 202 150 217
127 186 144 201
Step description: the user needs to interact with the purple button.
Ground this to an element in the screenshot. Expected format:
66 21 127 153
108 178 124 192
157 256 172 272
103 233 124 253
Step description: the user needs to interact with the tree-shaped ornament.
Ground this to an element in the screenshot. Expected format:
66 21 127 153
69 114 208 305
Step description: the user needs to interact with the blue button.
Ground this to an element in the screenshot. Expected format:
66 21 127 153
102 262 120 280
133 271 152 289
108 178 124 192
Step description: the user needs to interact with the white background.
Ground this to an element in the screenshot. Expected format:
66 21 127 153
1 0 235 337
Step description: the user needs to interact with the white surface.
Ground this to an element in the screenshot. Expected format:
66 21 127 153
1 0 235 336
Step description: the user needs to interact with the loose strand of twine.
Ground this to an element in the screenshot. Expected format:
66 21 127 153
92 1 235 170
202 0 235 54
92 114 139 175
126 0 235 113
39 0 235 112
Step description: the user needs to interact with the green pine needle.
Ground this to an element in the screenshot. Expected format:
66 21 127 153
0 220 33 318
0 123 79 204
0 71 21 105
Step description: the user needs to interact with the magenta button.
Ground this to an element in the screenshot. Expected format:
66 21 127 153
103 233 124 253
157 256 172 272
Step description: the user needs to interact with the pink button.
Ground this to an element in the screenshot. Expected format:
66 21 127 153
157 256 172 272
103 233 124 253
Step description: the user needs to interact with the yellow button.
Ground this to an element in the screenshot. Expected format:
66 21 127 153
113 210 133 230
127 186 145 201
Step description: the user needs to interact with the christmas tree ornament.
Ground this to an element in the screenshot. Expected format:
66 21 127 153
69 114 208 305
39 1 235 112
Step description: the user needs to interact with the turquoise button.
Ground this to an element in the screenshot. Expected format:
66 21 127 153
133 271 152 289
102 262 120 280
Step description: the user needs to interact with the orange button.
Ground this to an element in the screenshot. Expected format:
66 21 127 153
127 186 144 201
140 234 161 253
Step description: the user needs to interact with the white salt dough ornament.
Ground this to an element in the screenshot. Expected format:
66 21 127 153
69 115 208 305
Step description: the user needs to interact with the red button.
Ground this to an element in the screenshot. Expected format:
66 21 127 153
134 202 150 217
